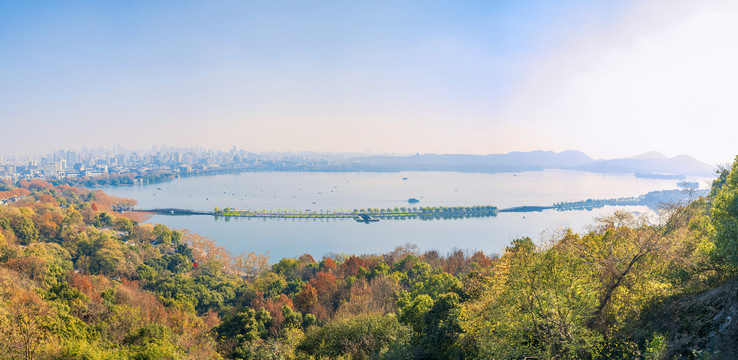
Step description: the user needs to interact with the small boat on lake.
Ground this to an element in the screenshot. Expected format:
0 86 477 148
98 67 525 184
408 198 420 203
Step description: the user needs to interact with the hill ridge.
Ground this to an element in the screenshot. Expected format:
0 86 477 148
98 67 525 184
347 150 713 176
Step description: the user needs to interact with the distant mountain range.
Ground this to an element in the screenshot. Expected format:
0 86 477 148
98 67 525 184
345 151 715 176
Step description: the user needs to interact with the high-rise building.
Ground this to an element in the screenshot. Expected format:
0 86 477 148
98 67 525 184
67 151 78 165
42 163 61 177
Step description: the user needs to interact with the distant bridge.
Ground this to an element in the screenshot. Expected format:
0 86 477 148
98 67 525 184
120 205 499 222
498 206 552 213
127 208 214 215
114 189 701 222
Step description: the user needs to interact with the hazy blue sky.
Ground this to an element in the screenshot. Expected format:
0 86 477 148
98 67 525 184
1 0 736 164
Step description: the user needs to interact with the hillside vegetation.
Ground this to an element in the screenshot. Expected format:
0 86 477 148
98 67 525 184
1 157 737 359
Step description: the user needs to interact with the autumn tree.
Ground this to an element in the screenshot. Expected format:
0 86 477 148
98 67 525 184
338 255 369 278
564 209 693 328
3 289 53 360
294 284 318 314
461 237 602 359
309 272 339 303
4 256 48 282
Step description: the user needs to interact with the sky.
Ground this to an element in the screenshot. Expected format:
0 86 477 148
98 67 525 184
1 0 737 165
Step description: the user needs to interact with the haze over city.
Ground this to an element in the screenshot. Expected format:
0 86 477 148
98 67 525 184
2 0 737 165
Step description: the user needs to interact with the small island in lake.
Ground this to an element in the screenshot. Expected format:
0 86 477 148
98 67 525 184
635 172 686 180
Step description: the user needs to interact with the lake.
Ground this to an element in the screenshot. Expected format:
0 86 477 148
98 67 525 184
100 170 713 261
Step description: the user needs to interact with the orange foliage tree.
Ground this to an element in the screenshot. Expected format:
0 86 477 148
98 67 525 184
294 284 318 314
0 188 31 200
309 272 339 302
338 255 368 278
182 230 268 277
18 179 53 191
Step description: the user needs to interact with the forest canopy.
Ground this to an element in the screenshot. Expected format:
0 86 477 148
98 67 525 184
0 157 736 359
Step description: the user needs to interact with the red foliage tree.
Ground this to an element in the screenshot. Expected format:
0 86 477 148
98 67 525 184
309 272 339 301
470 251 492 268
320 258 337 272
294 284 318 314
298 253 316 265
251 293 294 336
338 255 368 278
444 249 473 276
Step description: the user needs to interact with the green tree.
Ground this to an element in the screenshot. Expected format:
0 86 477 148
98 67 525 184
410 272 462 299
462 237 603 360
397 294 433 335
113 217 134 233
152 224 172 245
281 305 303 329
297 314 411 359
217 308 272 347
94 212 114 228
420 292 463 359
272 258 301 282
253 272 287 298
10 215 38 245
711 156 738 268
136 264 158 282
163 253 192 273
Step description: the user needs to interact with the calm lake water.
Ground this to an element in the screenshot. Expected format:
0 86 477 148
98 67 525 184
101 170 713 261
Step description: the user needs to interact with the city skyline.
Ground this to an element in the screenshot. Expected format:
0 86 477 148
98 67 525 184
0 144 716 185
2 0 737 164
0 144 721 165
